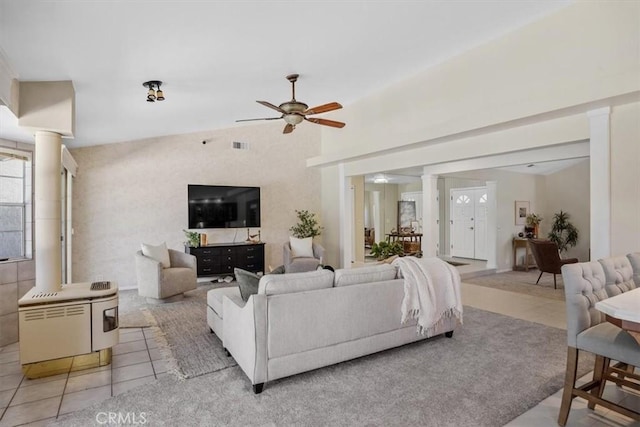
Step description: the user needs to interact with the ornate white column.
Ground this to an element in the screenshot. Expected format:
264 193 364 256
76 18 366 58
588 107 611 260
421 173 439 257
34 130 62 292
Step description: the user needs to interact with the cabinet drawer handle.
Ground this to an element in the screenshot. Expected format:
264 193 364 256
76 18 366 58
247 255 254 260
203 250 212 254
246 264 255 269
203 258 211 262
202 268 212 272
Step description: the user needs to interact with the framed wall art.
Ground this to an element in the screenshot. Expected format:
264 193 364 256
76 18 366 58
515 201 530 225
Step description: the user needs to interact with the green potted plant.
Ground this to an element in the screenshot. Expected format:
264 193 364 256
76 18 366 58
183 229 200 248
289 210 322 238
548 210 579 254
369 241 404 261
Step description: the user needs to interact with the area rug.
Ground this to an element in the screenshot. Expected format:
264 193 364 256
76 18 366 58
119 283 237 378
54 307 593 427
464 269 566 301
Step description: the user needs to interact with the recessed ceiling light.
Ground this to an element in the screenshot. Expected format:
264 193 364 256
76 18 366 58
527 164 535 168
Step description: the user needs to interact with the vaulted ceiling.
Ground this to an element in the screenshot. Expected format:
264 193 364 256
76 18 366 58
0 1 571 148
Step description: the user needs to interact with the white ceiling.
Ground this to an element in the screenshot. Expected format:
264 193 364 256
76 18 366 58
0 1 572 148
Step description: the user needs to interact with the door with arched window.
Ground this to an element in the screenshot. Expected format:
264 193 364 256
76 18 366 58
450 187 488 260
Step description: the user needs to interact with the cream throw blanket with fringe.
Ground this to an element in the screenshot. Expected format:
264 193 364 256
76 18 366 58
392 256 463 337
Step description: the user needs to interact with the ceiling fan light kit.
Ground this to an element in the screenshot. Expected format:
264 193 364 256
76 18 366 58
237 73 345 134
143 80 165 102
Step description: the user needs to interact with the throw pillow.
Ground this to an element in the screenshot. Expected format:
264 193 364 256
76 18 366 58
235 268 260 302
290 236 314 258
141 242 171 268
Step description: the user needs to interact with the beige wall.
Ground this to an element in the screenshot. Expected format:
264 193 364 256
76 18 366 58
610 102 640 255
314 1 639 163
543 160 590 261
71 122 321 288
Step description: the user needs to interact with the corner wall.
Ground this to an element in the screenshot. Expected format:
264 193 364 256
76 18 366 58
71 122 321 288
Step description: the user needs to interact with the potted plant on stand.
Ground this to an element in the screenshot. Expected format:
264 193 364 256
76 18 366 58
183 230 200 248
548 210 579 255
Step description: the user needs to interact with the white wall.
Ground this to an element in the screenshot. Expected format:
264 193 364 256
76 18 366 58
440 170 542 271
543 160 590 261
71 122 321 288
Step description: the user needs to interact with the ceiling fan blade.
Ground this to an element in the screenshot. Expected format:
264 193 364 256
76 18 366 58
236 117 281 122
256 100 285 113
283 123 294 134
305 117 346 128
304 102 343 115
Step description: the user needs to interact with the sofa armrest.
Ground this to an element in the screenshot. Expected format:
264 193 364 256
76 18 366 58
223 293 267 386
135 251 162 298
169 249 197 270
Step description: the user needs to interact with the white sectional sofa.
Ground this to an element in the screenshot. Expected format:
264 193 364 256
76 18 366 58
206 264 459 393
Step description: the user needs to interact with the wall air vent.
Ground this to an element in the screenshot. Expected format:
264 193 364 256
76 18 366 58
232 141 250 150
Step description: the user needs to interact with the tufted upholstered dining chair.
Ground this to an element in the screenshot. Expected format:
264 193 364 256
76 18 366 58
528 239 578 289
558 260 640 425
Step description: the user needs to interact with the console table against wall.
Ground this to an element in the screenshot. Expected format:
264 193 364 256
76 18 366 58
187 242 265 277
512 238 537 271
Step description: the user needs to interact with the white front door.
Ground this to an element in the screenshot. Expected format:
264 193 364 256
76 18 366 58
450 187 488 260
450 189 475 258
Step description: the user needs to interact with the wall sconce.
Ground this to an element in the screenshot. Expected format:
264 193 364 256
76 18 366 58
143 80 165 102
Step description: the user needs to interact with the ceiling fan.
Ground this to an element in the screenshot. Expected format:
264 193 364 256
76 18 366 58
236 74 345 134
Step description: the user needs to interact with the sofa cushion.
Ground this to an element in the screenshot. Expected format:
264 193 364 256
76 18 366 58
207 286 242 318
235 268 260 302
258 269 334 296
141 241 170 268
334 264 397 287
289 236 313 258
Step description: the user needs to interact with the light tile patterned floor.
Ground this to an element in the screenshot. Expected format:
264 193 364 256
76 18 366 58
0 328 164 426
0 281 638 426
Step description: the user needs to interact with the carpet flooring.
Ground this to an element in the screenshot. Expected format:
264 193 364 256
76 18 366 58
54 306 592 427
464 269 566 301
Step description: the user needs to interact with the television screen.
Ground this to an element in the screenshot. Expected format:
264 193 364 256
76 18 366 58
188 185 260 229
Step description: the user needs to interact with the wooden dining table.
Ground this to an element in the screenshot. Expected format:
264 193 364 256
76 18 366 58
595 287 640 344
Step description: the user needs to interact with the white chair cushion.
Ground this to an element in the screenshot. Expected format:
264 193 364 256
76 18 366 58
141 242 171 268
334 264 398 287
289 236 314 258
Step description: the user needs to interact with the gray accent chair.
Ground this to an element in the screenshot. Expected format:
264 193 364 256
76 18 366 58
283 242 325 273
558 259 640 425
135 249 197 303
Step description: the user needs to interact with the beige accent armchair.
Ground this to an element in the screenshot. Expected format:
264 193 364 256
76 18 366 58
283 242 325 273
135 249 197 303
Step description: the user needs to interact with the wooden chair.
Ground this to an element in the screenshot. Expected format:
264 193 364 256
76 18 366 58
527 239 578 289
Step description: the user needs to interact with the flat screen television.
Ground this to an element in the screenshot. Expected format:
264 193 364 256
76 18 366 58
188 185 260 229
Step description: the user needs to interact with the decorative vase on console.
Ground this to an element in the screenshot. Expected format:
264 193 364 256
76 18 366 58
526 213 543 239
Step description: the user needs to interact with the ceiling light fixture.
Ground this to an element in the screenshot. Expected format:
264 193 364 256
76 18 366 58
373 173 389 184
143 80 165 102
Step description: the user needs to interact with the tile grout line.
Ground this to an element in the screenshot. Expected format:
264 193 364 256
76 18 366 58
54 362 72 420
0 369 26 422
141 327 158 379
